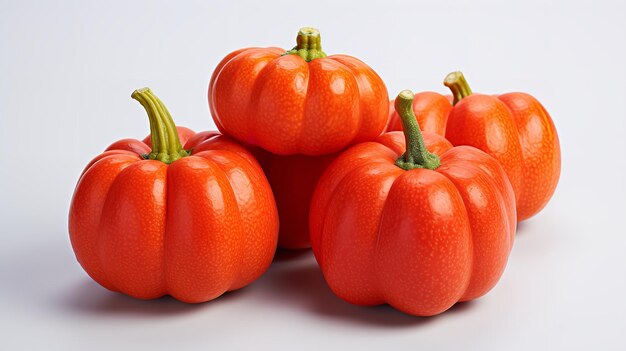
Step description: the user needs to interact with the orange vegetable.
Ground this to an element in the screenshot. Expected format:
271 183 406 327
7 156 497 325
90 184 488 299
69 88 278 302
310 90 515 316
208 27 389 156
444 72 561 221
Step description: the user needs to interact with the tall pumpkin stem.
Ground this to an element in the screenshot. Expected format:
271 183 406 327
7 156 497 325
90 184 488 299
131 88 189 164
394 90 440 170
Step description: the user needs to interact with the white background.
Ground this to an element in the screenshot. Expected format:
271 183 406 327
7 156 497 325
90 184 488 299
1 0 625 350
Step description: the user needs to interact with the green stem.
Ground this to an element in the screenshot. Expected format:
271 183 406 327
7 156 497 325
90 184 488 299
394 90 440 170
283 27 327 62
131 88 189 164
444 71 473 106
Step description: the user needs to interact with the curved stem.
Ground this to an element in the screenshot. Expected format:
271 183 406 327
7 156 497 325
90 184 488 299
394 90 440 170
444 71 473 106
283 27 327 62
132 90 167 158
131 88 189 164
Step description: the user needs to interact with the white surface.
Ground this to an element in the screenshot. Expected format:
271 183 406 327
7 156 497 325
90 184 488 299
1 0 625 349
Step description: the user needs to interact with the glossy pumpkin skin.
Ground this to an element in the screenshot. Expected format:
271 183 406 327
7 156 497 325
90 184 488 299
445 93 525 208
497 92 561 220
69 128 279 303
208 46 389 156
253 148 338 249
445 91 561 221
309 131 516 316
387 92 452 135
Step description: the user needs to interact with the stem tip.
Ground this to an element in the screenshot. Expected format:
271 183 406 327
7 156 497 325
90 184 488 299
444 71 464 86
299 27 320 37
443 71 472 105
397 89 414 102
131 87 150 98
